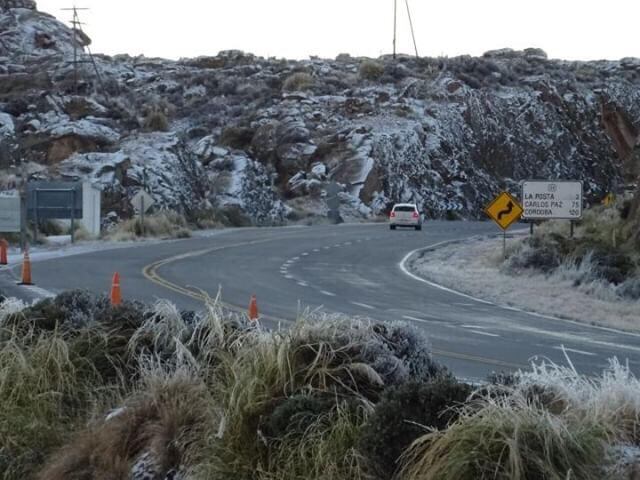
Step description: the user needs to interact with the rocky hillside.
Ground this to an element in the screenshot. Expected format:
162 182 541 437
0 0 637 225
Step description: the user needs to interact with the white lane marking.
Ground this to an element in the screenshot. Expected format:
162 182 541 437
351 301 375 310
297 281 308 287
292 256 300 261
344 242 352 246
461 324 489 329
455 303 475 307
284 274 294 280
470 330 500 338
553 346 596 357
399 243 640 339
301 252 309 256
313 249 320 253
333 244 342 248
323 246 331 250
403 315 431 324
320 290 336 297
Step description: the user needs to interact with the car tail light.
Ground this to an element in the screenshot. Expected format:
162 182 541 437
390 211 396 218
412 212 419 218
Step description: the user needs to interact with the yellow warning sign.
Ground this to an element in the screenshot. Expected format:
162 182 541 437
485 192 523 230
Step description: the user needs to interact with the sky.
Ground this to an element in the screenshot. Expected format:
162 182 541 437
36 0 640 61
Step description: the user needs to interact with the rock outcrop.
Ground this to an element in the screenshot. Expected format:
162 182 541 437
0 3 637 224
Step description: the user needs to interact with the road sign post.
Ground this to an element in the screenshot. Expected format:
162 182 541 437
130 189 155 236
484 191 524 259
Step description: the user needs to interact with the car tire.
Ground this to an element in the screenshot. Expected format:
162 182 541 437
390 225 396 230
415 225 422 231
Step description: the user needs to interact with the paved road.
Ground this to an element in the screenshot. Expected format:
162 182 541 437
3 221 640 381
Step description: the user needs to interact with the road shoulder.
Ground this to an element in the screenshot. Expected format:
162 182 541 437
404 235 640 332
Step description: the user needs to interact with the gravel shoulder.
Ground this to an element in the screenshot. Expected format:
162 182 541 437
407 235 640 332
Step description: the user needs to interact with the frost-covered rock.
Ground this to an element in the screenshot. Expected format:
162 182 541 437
0 3 636 223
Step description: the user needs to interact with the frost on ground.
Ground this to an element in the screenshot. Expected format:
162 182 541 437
407 235 640 331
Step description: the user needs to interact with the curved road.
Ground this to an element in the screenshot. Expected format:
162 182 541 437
3 221 640 381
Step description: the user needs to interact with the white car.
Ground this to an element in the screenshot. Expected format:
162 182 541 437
389 203 422 230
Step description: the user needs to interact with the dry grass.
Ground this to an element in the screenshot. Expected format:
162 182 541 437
359 59 385 80
400 390 610 480
38 365 215 480
107 211 191 241
283 72 314 92
0 318 116 479
8 290 640 480
409 235 640 331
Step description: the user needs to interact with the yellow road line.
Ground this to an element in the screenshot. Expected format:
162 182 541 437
142 234 525 371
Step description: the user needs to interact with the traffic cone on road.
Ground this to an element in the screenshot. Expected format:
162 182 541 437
17 248 33 285
0 239 8 265
248 294 259 322
110 272 122 306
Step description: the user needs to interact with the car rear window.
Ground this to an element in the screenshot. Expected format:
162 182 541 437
394 206 416 212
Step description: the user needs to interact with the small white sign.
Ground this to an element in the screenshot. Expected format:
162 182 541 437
0 196 21 232
130 190 155 214
522 181 582 219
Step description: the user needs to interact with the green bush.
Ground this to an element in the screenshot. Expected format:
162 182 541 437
282 72 314 92
359 59 385 81
259 402 368 480
359 378 471 479
262 393 339 439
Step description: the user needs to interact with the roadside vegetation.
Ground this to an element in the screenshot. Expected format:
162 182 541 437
408 202 640 330
2 291 640 479
504 202 639 299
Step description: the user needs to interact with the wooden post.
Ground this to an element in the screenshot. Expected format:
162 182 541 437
33 189 38 244
70 189 76 244
393 0 397 59
503 230 507 260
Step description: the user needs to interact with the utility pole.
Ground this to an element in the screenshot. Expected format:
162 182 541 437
392 0 420 59
62 6 102 94
393 0 397 59
405 0 419 58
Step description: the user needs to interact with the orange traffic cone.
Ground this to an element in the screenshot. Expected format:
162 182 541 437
17 248 33 285
0 239 7 265
110 272 122 306
248 294 259 322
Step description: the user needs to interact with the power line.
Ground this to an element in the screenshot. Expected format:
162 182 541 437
392 0 420 59
404 0 419 58
61 5 102 94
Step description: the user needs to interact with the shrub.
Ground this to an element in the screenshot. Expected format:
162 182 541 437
0 321 114 479
259 401 368 480
37 369 215 480
19 289 113 331
618 276 640 300
400 393 610 480
282 72 314 92
359 59 385 81
262 393 339 439
359 378 471 479
219 125 255 149
107 211 191 241
143 107 169 132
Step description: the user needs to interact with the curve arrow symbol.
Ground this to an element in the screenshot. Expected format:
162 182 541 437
497 201 514 221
